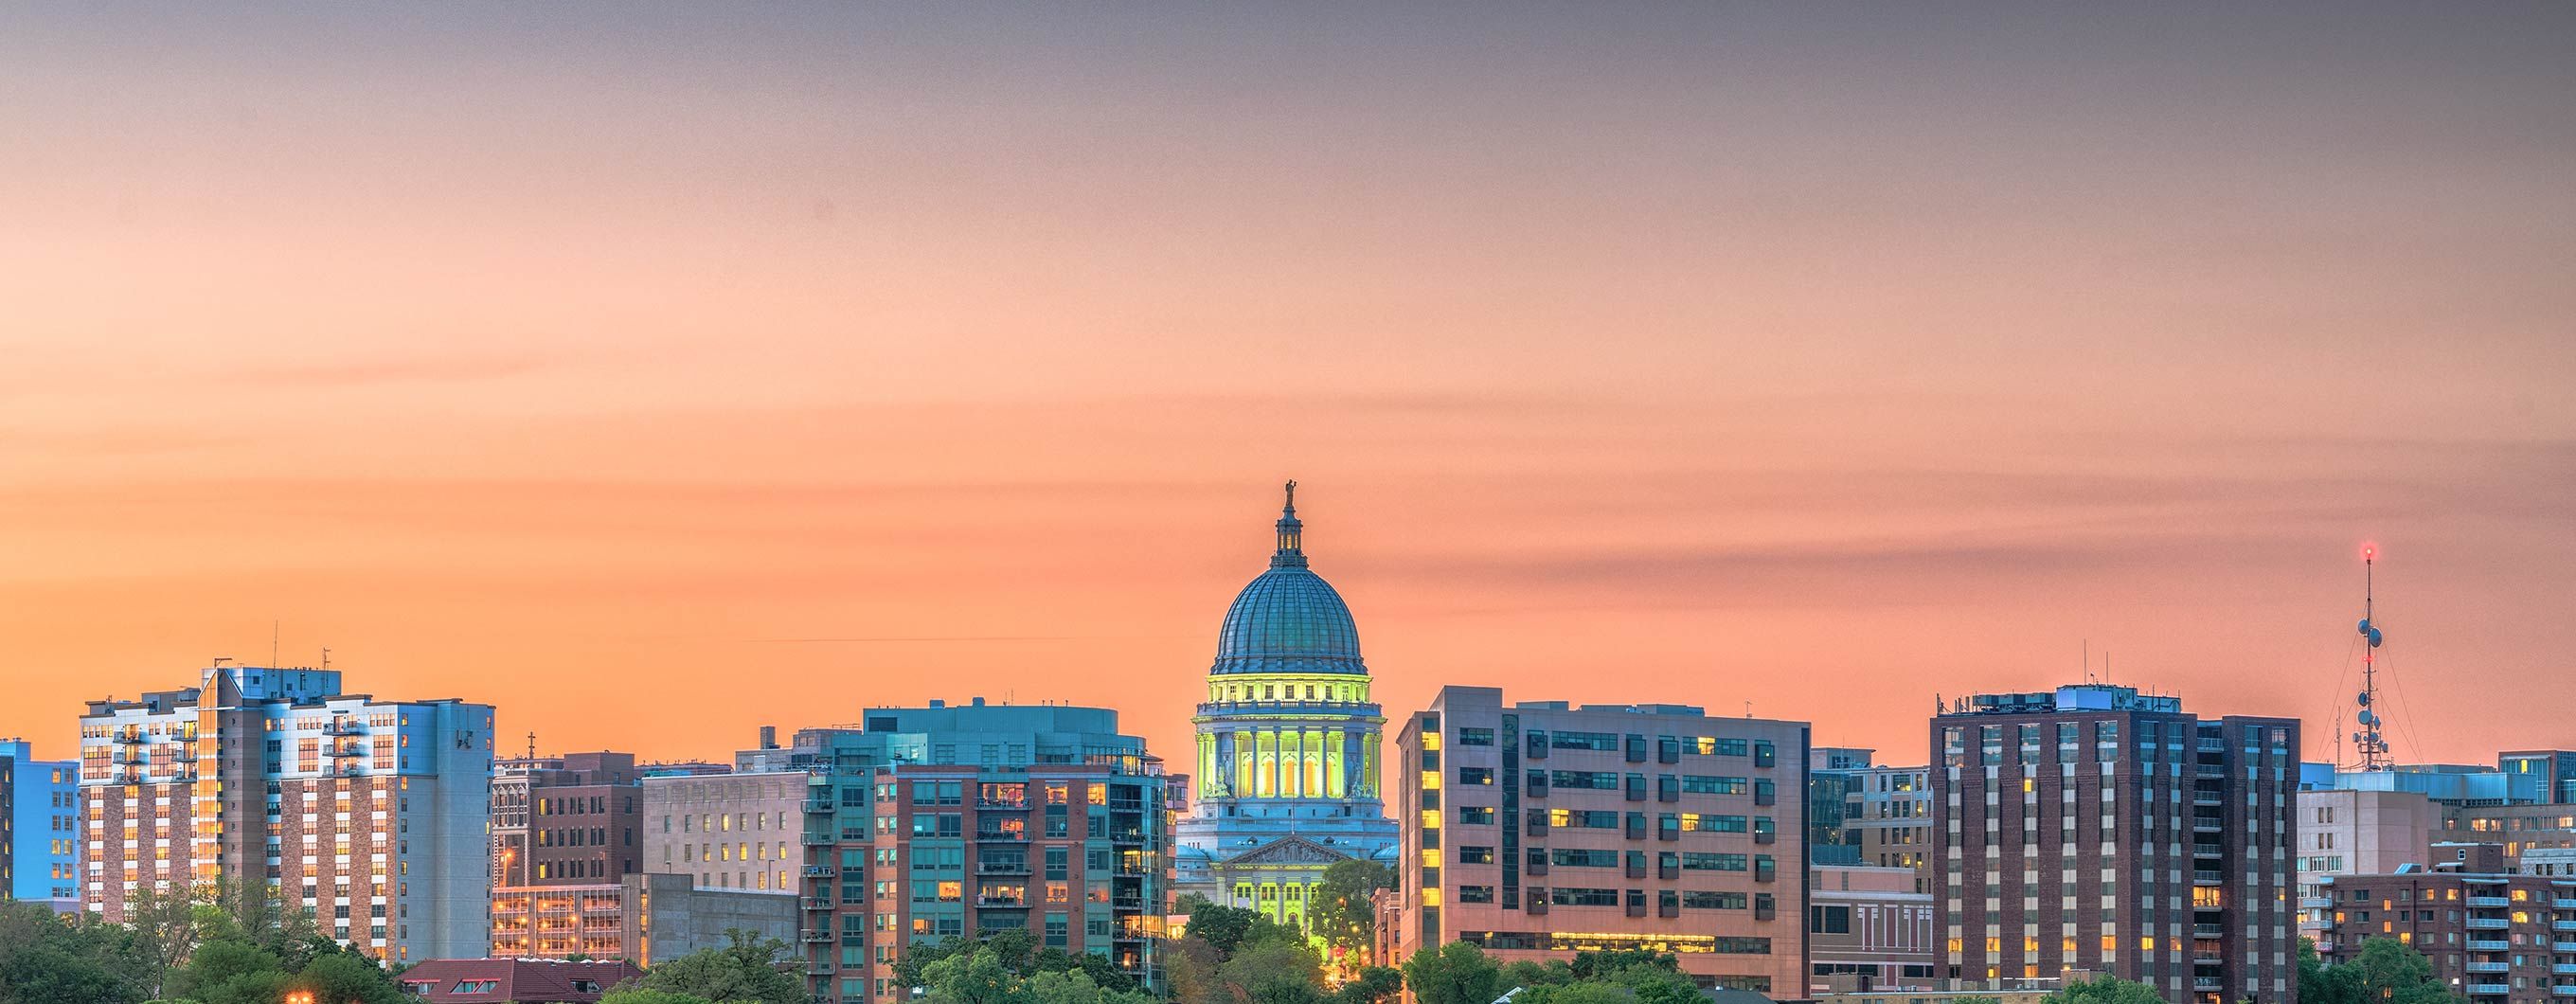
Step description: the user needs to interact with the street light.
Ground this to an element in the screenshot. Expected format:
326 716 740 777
285 991 314 1004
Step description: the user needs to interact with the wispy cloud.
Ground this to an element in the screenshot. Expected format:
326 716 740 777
228 351 565 388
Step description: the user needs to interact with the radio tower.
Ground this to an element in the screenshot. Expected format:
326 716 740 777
2352 546 2391 771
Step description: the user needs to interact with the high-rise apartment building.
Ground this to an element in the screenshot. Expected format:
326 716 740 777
1932 684 2297 1004
78 665 494 962
2 739 80 905
492 751 643 887
1394 686 1811 995
784 700 1172 1004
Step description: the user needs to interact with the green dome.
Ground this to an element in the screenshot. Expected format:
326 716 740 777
1209 483 1367 676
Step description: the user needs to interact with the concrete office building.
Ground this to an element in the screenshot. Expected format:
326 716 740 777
642 770 808 893
2 739 80 906
1845 763 1934 892
1395 685 1811 995
1932 684 2297 1004
1810 864 1938 994
2294 788 2441 945
784 700 1172 1004
78 665 493 962
489 872 796 963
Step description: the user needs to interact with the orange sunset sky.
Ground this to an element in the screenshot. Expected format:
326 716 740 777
3 4 2571 773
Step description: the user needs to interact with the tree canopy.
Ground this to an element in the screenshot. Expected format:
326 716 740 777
1310 860 1396 959
907 939 1156 1004
2044 974 2170 1004
2299 936 2461 1004
1401 942 1502 1004
627 928 805 1004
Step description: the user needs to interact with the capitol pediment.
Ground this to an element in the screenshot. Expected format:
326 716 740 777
1217 835 1356 868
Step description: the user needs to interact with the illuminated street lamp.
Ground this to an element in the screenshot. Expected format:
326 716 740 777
285 991 315 1004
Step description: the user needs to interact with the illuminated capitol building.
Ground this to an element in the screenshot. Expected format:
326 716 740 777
1173 484 1400 931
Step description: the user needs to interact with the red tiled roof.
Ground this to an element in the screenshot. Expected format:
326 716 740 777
397 958 644 1003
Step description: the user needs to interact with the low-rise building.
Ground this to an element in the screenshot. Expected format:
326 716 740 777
2314 869 2576 1004
396 958 641 1003
1809 864 1937 994
488 872 796 962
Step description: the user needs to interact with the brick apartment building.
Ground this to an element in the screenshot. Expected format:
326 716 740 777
1933 684 2297 1004
779 701 1172 1004
492 751 642 887
2314 858 2576 1004
79 665 493 962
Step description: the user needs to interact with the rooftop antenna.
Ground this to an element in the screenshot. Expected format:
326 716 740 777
320 647 331 669
2353 545 2391 771
271 620 279 667
2082 640 2091 683
526 731 537 760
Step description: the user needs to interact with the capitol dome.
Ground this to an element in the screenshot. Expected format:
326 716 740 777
1209 482 1367 676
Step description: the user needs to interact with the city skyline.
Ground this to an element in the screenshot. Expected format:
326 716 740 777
7 3 2573 779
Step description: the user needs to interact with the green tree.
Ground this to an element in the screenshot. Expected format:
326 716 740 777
296 951 408 1004
2046 975 2168 1004
1186 901 1261 958
635 928 804 1004
1401 942 1500 1004
980 928 1041 973
2299 937 2355 1004
1310 860 1395 959
921 950 1032 1004
1029 947 1139 995
1159 935 1225 1004
1025 969 1155 1004
1337 966 1404 1004
124 883 222 999
1516 984 1634 1004
1219 932 1326 1004
2344 936 2457 1004
1568 951 1674 981
602 991 718 1004
894 937 975 989
1601 964 1696 1004
0 902 146 1004
1498 959 1575 989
